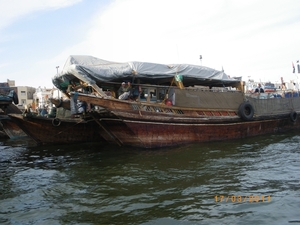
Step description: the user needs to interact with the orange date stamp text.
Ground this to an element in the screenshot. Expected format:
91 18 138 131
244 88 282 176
215 195 271 203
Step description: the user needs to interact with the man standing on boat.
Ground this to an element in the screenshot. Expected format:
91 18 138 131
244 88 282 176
254 83 264 93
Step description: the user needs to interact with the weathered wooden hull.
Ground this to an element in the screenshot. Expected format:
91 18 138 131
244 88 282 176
74 93 300 148
97 116 300 148
0 116 27 139
0 104 27 139
8 114 104 145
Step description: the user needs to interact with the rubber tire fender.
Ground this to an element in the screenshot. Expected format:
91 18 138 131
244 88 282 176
238 102 254 121
290 111 297 122
52 118 61 126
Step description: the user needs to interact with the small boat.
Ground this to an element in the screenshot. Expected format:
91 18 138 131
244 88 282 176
51 55 300 148
0 116 27 139
0 100 27 139
263 82 277 93
8 108 106 145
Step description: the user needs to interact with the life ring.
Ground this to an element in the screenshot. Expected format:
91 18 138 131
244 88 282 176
290 111 297 122
52 118 61 126
56 99 62 108
13 91 19 105
238 102 254 121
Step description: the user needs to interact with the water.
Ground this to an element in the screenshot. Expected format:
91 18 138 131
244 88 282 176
0 132 300 225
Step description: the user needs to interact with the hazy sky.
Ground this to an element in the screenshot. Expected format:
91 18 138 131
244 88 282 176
1 0 300 88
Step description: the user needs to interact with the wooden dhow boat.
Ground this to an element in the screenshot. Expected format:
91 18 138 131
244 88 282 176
0 116 27 139
0 98 27 139
51 55 300 148
8 107 106 145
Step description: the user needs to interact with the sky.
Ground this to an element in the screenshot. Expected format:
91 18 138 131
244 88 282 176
1 0 300 88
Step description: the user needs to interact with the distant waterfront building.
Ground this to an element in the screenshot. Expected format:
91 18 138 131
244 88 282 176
4 79 64 111
5 79 36 110
33 86 53 110
17 86 36 108
6 79 15 87
32 87 63 110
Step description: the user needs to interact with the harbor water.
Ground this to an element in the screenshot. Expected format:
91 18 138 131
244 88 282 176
0 132 300 225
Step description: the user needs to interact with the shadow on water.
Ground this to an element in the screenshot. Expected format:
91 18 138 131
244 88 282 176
0 131 300 225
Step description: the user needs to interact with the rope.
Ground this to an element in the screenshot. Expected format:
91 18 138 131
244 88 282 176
161 77 175 104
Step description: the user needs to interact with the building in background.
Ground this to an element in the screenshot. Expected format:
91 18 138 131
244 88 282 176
3 79 64 113
2 79 35 111
32 86 53 110
6 79 15 87
17 86 36 109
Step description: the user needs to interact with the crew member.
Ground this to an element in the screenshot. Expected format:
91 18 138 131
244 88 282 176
118 82 130 99
254 83 264 93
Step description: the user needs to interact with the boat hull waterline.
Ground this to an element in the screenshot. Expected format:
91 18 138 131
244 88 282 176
96 116 299 148
8 114 104 145
75 94 300 148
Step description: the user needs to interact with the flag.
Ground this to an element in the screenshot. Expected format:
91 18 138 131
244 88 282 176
292 62 295 73
175 74 184 89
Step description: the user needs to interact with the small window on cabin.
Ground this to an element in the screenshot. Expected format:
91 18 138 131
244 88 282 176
140 87 168 102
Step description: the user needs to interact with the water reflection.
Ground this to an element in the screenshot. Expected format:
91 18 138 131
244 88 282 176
0 132 300 224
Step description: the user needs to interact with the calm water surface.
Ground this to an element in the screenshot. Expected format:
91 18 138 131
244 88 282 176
0 132 300 225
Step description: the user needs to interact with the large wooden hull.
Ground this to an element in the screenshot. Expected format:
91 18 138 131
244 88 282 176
8 114 104 145
74 93 300 148
97 116 300 148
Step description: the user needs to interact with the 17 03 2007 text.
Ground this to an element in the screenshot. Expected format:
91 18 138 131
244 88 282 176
214 195 271 203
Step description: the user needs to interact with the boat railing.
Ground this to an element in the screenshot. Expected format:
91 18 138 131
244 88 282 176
190 86 241 92
246 90 300 99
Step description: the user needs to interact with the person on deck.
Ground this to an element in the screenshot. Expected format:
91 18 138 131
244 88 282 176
254 83 264 93
127 82 132 93
127 82 133 99
118 82 130 100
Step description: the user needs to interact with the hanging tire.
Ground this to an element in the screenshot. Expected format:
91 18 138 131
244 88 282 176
12 91 19 105
238 102 254 121
290 111 297 122
52 118 61 126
